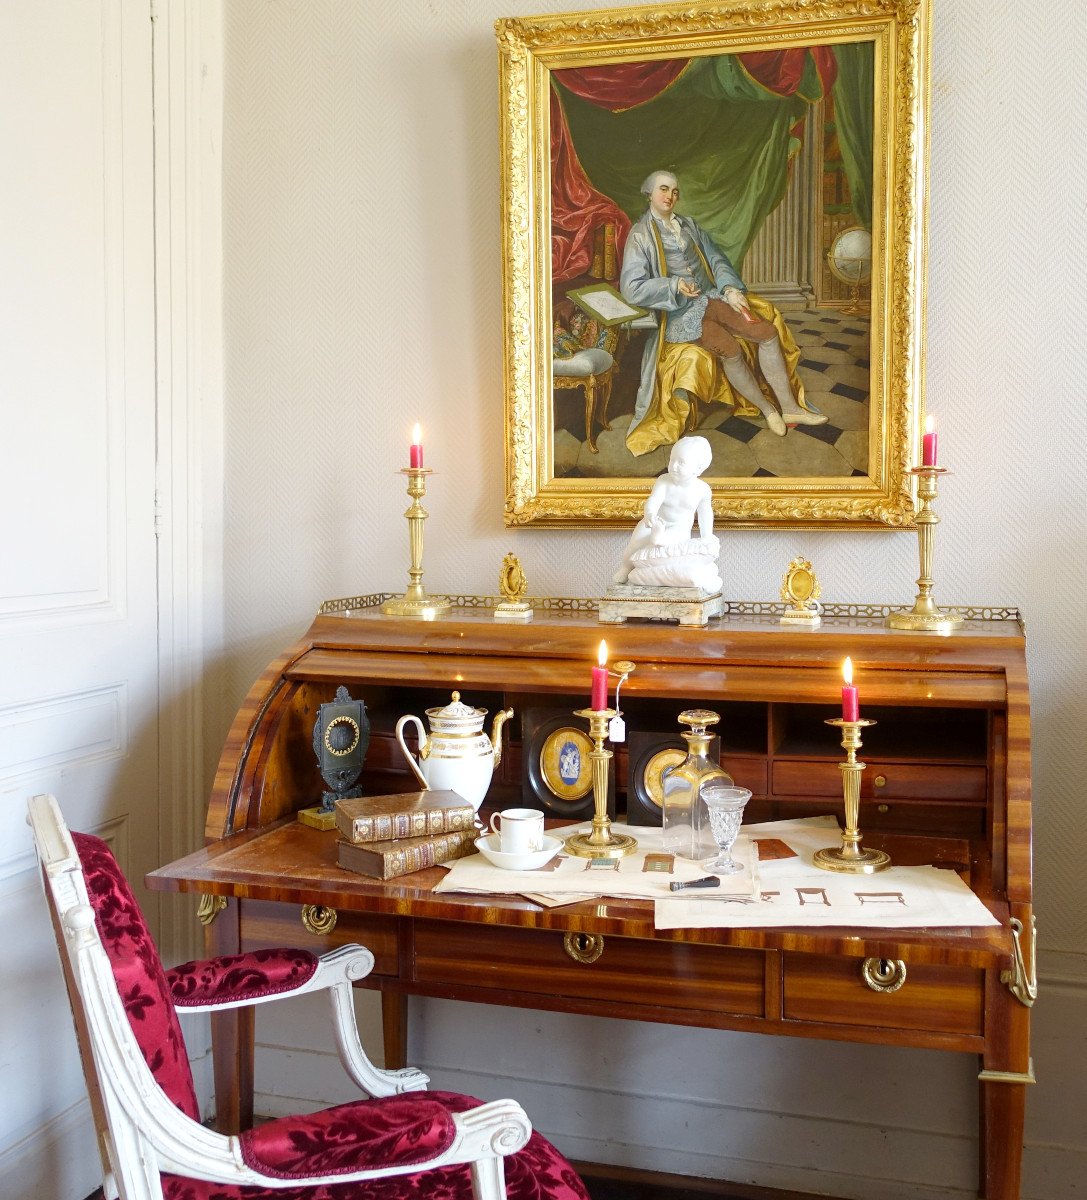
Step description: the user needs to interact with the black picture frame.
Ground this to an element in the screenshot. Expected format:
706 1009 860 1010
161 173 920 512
625 730 724 826
521 707 615 820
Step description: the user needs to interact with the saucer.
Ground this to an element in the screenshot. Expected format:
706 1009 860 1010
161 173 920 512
474 833 563 871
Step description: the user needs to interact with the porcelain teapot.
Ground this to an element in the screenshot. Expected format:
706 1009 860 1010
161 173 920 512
395 692 513 812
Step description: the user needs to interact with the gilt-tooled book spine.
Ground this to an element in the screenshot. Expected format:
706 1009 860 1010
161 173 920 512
336 828 478 880
334 790 476 844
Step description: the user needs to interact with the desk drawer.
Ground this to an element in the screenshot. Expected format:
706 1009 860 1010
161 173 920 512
772 759 986 802
240 900 400 978
413 921 765 1018
782 953 984 1035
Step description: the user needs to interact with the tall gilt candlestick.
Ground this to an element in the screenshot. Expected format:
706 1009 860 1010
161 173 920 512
887 466 962 632
813 718 890 874
564 708 638 859
380 468 451 619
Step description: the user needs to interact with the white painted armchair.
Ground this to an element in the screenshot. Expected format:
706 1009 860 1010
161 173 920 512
27 793 589 1200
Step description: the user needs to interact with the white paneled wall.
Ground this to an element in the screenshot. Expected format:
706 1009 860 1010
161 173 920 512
221 2 1087 1196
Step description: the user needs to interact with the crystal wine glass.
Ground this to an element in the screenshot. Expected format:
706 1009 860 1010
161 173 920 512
700 783 752 875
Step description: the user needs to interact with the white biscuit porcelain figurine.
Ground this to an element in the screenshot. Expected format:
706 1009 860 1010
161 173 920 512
613 435 722 593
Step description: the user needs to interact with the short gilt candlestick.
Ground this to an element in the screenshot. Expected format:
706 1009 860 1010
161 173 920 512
887 467 962 632
813 718 891 874
564 707 638 859
380 468 451 619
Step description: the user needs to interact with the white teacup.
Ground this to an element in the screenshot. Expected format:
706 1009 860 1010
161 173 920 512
489 807 544 854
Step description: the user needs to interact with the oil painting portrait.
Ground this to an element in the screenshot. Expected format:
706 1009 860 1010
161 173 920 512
500 1 930 527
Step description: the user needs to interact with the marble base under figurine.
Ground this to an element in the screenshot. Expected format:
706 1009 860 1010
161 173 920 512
598 584 723 627
493 601 533 623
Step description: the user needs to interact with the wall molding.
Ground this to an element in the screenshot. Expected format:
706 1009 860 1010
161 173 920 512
0 1094 99 1200
151 0 224 967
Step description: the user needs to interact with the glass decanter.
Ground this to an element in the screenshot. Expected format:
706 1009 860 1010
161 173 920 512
661 709 732 860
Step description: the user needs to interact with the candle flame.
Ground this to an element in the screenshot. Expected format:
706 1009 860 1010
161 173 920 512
597 640 608 667
924 414 935 435
411 422 422 445
842 656 853 686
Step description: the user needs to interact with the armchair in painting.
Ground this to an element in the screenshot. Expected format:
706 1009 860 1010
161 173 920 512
27 793 590 1200
552 299 621 453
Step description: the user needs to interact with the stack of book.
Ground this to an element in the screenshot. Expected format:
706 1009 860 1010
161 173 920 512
334 789 478 880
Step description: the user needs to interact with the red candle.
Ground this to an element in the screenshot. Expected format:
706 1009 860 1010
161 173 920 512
921 414 937 467
591 641 609 710
841 657 859 722
409 423 424 469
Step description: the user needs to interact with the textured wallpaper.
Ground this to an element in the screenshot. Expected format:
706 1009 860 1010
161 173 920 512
223 0 1085 958
223 2 1085 1187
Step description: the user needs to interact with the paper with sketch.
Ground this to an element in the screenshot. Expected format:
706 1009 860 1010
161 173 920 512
656 816 999 930
434 822 758 902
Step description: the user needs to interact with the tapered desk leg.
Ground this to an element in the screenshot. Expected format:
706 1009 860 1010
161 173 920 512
205 897 254 1133
382 990 408 1070
979 1073 1027 1199
978 963 1033 1198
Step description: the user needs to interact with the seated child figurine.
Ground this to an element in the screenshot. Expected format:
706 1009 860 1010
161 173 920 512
612 435 722 593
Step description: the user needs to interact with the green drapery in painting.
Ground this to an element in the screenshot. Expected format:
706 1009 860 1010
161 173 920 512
555 43 875 263
831 41 874 231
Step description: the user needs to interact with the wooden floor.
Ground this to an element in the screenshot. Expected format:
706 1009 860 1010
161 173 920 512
577 1164 826 1200
88 1167 825 1200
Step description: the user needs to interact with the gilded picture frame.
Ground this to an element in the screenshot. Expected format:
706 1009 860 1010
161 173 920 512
497 0 932 527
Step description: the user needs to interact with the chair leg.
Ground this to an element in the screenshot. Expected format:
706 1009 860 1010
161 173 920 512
470 1156 509 1200
583 379 599 453
598 369 614 432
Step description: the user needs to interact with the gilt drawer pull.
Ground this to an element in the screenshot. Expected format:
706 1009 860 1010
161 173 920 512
563 932 604 963
873 775 888 788
301 903 338 936
862 957 907 992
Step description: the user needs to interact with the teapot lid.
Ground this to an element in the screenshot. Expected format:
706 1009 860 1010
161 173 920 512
424 691 487 730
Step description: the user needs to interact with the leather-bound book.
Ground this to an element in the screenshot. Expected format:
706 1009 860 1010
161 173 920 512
336 828 478 880
334 790 476 844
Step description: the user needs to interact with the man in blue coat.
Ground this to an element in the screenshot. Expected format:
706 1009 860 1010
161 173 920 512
620 170 826 455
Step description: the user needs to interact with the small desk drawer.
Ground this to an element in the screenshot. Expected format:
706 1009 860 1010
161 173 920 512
240 899 400 978
782 953 984 1036
413 921 766 1018
772 759 986 802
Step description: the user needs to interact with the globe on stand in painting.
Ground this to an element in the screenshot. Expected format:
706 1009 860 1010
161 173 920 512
826 225 872 316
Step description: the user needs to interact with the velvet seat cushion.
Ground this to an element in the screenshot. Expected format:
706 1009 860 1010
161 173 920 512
168 949 318 1007
162 1091 590 1200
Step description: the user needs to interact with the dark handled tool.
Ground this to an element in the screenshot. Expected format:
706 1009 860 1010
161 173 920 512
669 875 721 892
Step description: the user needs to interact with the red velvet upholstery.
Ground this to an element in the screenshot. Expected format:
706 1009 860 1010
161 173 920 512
168 949 318 1007
74 832 201 1121
163 1092 590 1200
71 833 591 1200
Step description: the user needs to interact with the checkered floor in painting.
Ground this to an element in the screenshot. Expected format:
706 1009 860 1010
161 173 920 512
555 309 870 480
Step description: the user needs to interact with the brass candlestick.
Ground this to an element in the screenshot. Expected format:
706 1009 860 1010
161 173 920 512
813 718 890 874
887 466 962 632
381 468 451 619
564 707 638 859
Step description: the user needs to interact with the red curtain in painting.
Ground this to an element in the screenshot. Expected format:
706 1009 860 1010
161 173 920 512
738 47 838 96
549 50 837 284
550 60 687 283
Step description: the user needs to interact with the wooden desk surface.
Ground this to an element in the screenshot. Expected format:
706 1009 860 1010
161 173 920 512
146 817 1012 970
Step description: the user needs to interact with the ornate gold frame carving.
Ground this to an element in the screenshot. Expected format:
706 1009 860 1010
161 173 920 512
497 0 932 528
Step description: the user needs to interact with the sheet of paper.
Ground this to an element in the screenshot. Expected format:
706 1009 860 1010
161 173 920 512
655 815 998 930
434 822 758 902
